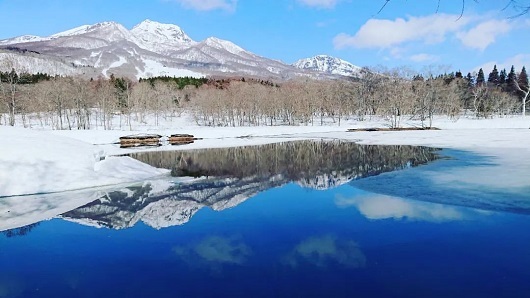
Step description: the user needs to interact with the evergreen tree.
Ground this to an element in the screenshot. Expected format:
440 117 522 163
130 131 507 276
507 65 518 93
466 72 474 88
487 64 500 86
476 68 485 86
499 69 507 86
518 66 528 90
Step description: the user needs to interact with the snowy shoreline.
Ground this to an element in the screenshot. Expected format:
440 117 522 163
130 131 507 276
2 115 530 198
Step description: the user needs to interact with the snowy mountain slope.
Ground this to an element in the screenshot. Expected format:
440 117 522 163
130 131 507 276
51 21 137 43
131 19 195 54
0 20 348 80
203 37 246 56
293 55 364 77
0 51 89 76
50 25 92 38
0 35 49 45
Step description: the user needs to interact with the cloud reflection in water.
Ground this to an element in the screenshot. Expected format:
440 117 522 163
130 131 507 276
173 235 252 265
336 194 466 222
284 235 366 269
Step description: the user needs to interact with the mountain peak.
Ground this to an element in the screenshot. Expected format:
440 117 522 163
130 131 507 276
132 19 193 45
293 55 363 77
49 21 133 43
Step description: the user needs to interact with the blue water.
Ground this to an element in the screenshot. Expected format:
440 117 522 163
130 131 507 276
1 146 530 297
2 184 530 297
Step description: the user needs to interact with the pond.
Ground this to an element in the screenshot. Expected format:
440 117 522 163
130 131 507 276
1 140 530 297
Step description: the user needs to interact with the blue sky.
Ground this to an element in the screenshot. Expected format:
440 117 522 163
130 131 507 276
0 0 529 74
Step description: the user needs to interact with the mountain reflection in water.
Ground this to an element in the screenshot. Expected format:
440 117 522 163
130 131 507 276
60 141 440 230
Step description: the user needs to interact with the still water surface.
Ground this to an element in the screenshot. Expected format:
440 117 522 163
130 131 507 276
1 141 529 297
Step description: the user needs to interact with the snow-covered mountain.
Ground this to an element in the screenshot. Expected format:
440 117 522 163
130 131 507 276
0 20 347 80
293 55 365 78
131 19 195 54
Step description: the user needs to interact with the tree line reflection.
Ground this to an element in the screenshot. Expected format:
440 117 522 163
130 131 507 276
130 140 440 181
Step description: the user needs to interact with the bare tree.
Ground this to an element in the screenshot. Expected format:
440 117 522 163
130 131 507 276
93 78 116 130
513 78 529 116
378 68 415 128
378 0 529 18
0 59 23 126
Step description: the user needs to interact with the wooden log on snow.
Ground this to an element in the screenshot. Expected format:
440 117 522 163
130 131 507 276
119 134 163 147
169 134 196 145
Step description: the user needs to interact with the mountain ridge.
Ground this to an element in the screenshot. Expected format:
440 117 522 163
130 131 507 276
0 20 362 80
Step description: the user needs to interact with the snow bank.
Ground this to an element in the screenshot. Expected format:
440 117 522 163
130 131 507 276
0 126 169 197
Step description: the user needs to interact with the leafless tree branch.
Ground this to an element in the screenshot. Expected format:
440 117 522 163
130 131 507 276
376 0 529 18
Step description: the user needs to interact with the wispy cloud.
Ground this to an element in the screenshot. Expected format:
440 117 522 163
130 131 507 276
169 0 237 12
475 54 530 73
334 14 470 49
456 20 512 51
409 53 440 63
283 235 366 268
297 0 341 9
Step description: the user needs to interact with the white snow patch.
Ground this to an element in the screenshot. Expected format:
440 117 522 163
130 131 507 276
0 35 49 45
0 126 169 197
0 52 76 76
203 37 246 55
51 25 91 38
102 56 127 78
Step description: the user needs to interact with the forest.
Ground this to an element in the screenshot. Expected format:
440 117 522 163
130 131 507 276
0 64 528 130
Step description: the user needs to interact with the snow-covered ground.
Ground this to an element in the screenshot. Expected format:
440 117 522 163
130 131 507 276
0 126 169 197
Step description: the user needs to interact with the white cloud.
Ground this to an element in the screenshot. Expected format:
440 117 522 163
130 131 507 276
334 14 470 49
474 54 530 74
335 194 464 222
171 0 237 11
456 20 512 51
297 0 340 9
410 53 440 63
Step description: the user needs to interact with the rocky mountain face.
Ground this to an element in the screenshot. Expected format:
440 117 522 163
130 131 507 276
292 55 366 78
0 20 361 80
